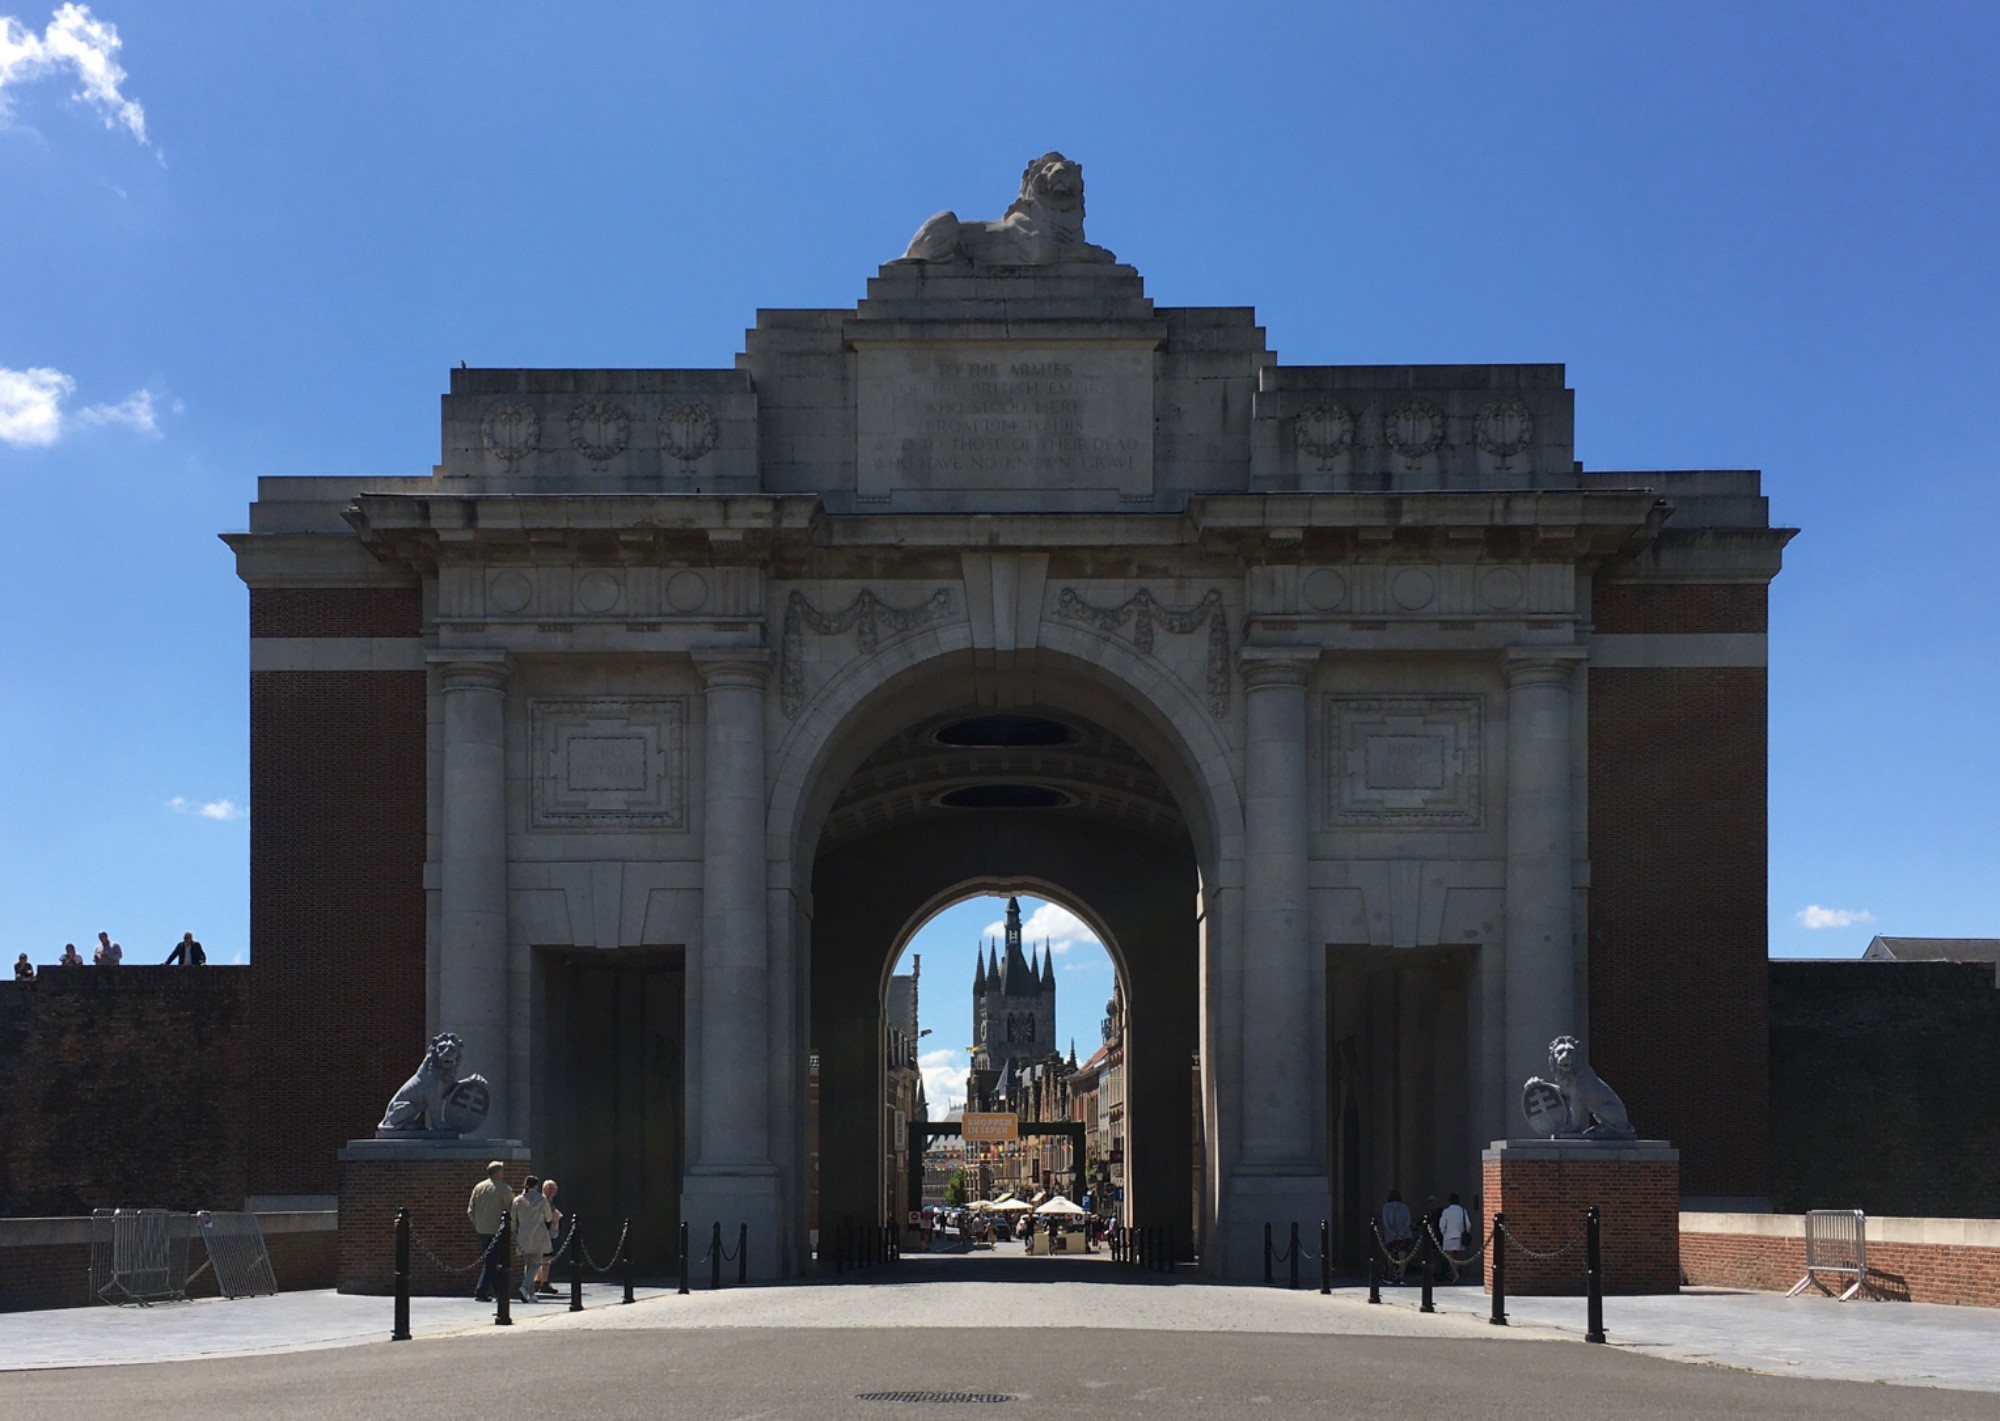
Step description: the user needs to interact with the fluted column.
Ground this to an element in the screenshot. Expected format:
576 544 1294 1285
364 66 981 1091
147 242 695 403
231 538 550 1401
433 650 511 1136
1502 648 1587 1110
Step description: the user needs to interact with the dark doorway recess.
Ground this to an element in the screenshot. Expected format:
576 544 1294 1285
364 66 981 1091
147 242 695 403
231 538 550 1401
536 947 684 1273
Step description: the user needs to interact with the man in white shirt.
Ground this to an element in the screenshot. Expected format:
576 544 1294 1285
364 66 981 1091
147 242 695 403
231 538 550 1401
1438 1192 1473 1254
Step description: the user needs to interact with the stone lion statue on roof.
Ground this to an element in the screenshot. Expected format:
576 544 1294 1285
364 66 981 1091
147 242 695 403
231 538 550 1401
898 152 1117 267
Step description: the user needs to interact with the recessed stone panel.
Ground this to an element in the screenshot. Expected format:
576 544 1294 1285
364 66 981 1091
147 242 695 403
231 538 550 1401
531 698 688 830
1327 695 1483 828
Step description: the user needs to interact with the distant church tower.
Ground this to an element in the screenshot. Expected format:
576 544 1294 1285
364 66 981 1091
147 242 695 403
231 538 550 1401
968 897 1057 1107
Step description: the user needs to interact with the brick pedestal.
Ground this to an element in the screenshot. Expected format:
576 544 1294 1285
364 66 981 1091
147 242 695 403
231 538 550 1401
1482 1138 1679 1295
336 1138 531 1295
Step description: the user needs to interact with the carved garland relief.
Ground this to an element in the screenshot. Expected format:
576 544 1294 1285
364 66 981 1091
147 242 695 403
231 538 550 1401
779 588 956 719
568 402 631 464
1053 587 1231 717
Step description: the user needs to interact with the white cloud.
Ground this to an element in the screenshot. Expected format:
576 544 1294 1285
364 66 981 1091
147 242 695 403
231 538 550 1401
0 366 73 446
77 386 157 435
0 4 147 142
0 366 167 446
919 1047 968 1111
1796 904 1874 930
981 900 1100 956
168 795 244 822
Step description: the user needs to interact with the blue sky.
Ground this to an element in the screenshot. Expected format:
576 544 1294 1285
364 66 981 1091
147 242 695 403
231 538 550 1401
1 3 1995 971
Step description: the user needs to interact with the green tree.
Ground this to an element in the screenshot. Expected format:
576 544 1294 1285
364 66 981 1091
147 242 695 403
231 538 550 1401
944 1167 967 1206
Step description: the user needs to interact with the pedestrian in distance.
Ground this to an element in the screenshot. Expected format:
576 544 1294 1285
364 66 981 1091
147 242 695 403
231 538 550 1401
13 953 33 981
1380 1189 1414 1281
58 943 82 967
466 1161 512 1303
164 932 207 966
93 932 121 967
533 1178 564 1295
1436 1191 1472 1283
511 1174 553 1304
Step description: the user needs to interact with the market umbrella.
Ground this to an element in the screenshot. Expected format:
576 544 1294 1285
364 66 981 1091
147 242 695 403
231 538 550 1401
988 1198 1033 1212
1034 1195 1088 1216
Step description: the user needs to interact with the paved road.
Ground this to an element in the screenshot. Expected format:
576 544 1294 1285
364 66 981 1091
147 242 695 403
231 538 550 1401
5 1325 1998 1420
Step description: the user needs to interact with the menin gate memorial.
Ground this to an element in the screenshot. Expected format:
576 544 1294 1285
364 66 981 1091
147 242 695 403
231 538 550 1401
226 154 1791 1279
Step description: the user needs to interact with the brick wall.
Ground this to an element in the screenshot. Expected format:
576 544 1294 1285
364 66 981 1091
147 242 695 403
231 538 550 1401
1588 582 1769 1199
338 1157 534 1295
0 1213 336 1313
1769 961 2000 1217
1482 1151 1680 1294
248 585 427 1195
0 967 250 1216
1681 1215 2000 1308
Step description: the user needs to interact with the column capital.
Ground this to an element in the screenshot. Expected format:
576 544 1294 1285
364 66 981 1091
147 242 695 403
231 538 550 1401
428 648 509 691
691 646 772 689
1501 646 1587 688
1238 645 1316 691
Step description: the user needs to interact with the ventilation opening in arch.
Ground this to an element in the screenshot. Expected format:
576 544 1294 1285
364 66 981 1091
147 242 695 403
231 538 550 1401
937 784 1071 809
933 714 1075 747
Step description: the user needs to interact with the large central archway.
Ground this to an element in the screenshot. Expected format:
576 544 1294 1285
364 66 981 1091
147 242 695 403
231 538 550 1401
791 642 1221 1267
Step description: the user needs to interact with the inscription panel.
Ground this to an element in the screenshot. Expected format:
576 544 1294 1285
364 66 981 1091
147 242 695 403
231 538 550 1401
857 343 1153 500
1326 695 1483 828
531 697 688 830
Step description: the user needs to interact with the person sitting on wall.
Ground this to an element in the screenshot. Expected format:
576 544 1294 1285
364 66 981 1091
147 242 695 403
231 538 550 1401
164 932 207 967
13 953 33 981
58 943 83 967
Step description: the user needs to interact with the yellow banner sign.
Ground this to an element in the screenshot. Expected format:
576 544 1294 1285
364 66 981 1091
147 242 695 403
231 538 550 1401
960 1111 1018 1143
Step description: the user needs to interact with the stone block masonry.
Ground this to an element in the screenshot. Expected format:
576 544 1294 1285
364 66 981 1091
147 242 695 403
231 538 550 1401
1483 1139 1680 1295
337 1144 533 1296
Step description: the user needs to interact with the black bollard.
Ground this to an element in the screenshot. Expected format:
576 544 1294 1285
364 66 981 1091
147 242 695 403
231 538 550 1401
1289 1222 1301 1291
710 1221 723 1291
1263 1222 1273 1285
738 1222 749 1285
1584 1206 1606 1343
495 1226 512 1327
570 1214 584 1312
678 1219 690 1296
1489 1212 1507 1326
1419 1234 1435 1314
391 1208 411 1342
1320 1220 1331 1295
622 1219 634 1304
1368 1247 1381 1304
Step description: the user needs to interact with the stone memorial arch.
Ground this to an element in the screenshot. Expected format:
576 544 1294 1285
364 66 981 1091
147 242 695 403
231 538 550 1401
227 153 1790 1279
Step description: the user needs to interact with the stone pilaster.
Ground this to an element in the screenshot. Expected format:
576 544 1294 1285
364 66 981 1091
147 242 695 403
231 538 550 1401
1502 648 1588 1104
682 648 781 1276
431 651 511 1136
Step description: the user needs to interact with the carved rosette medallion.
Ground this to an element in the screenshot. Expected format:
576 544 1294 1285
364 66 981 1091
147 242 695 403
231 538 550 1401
1383 401 1445 464
779 588 956 719
1474 399 1534 466
480 402 540 462
1294 404 1355 465
1054 587 1231 717
567 402 630 464
660 402 720 464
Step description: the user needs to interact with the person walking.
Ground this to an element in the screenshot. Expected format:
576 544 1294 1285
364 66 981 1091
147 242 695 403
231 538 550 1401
1380 1189 1414 1282
13 953 33 981
466 1162 512 1303
511 1174 553 1304
1437 1192 1473 1282
164 932 207 966
533 1178 564 1296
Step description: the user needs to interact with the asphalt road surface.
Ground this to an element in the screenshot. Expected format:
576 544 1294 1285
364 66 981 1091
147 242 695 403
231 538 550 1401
5 1326 1997 1420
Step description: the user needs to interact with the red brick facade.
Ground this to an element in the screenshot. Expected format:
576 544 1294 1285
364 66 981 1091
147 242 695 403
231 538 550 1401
248 584 428 1195
1482 1150 1680 1295
338 1156 534 1295
1680 1226 2000 1308
1587 593 1769 1200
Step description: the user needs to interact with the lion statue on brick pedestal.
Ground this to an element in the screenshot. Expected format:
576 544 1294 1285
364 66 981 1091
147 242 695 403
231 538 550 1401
897 152 1117 267
377 1032 491 1138
1522 1035 1636 1141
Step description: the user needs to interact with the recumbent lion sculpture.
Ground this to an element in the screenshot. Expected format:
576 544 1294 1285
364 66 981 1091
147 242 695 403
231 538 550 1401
1521 1035 1636 1141
898 152 1117 267
377 1031 492 1137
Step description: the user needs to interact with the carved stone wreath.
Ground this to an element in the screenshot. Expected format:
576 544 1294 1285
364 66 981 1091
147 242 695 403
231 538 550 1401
660 402 720 464
1294 404 1355 463
1054 587 1231 717
480 402 540 462
568 402 631 463
780 588 956 718
1473 399 1534 463
1383 401 1445 463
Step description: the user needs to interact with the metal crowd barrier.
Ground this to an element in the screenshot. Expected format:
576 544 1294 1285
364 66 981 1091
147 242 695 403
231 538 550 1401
1788 1209 1870 1301
190 1211 278 1298
90 1208 188 1306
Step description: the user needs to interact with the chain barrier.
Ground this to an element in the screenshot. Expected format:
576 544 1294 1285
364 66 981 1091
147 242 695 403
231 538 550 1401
1497 1219 1588 1262
580 1221 630 1275
406 1225 503 1276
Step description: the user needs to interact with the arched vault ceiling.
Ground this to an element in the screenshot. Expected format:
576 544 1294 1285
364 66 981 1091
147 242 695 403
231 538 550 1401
817 709 1187 856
